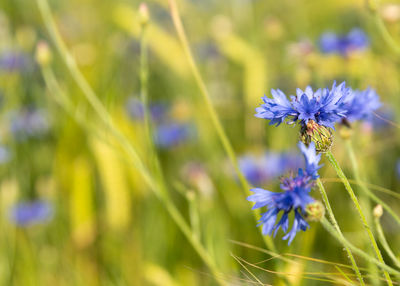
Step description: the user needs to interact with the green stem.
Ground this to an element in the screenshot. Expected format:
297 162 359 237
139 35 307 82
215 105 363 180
326 151 393 286
36 1 226 284
167 0 276 253
366 0 400 55
345 141 380 286
321 217 400 277
375 215 400 270
316 179 365 285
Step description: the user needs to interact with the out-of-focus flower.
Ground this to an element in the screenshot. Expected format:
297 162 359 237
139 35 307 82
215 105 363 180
341 88 381 123
0 51 30 72
154 122 193 148
181 162 214 197
9 200 53 226
287 39 314 59
10 108 50 140
126 97 166 122
381 4 400 23
247 142 320 244
319 28 369 56
239 152 302 186
362 108 393 131
256 81 349 129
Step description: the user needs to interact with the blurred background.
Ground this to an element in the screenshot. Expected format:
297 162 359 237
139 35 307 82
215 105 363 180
1 0 400 285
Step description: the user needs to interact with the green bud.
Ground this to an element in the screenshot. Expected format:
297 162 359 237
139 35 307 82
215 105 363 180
300 120 333 153
373 204 383 218
305 201 325 222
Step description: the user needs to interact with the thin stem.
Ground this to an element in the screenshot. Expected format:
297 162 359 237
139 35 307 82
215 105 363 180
36 1 226 284
345 140 380 286
326 151 393 286
366 0 400 55
316 179 365 285
321 217 400 277
167 0 276 253
375 215 400 269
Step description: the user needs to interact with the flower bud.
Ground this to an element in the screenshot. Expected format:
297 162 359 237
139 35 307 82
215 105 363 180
305 201 325 222
300 120 333 153
373 204 383 218
35 41 52 67
138 3 149 27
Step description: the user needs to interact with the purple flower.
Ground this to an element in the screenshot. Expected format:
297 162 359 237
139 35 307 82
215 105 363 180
10 108 50 140
126 97 167 122
319 28 369 56
154 122 193 148
342 88 381 123
247 142 321 244
0 51 30 72
256 81 349 129
10 201 53 226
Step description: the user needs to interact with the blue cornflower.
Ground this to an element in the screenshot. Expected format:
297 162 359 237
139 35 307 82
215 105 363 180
126 97 166 122
256 81 349 129
247 142 321 244
154 122 193 148
10 108 50 140
319 28 369 56
342 88 381 123
239 152 302 186
0 51 30 72
10 201 53 226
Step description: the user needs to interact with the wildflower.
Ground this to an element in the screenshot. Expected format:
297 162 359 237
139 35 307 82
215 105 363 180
9 201 53 226
319 28 369 56
247 142 321 244
0 51 30 72
154 122 193 148
10 108 50 140
256 82 350 151
341 88 381 123
305 201 325 221
239 152 302 186
126 97 166 122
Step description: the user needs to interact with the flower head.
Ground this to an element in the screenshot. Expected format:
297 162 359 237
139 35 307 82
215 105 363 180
342 88 381 123
9 201 53 226
10 108 50 141
247 142 321 244
154 122 193 148
0 51 30 72
248 170 314 245
319 28 369 56
256 81 349 129
126 97 167 122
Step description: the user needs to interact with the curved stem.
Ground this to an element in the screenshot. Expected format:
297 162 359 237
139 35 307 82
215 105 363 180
366 0 400 55
36 1 226 284
375 215 400 269
326 151 393 286
167 0 276 253
316 179 365 285
321 217 400 277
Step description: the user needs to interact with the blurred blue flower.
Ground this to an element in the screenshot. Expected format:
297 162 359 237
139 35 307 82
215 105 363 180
247 142 320 244
363 108 393 130
239 152 302 186
342 88 381 123
126 97 166 122
0 51 30 72
154 122 193 148
10 108 50 140
10 201 53 226
256 81 349 128
319 28 369 56
397 160 400 180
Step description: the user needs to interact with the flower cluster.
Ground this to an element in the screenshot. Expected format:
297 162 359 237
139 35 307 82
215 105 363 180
319 28 369 56
247 142 321 244
9 200 53 226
